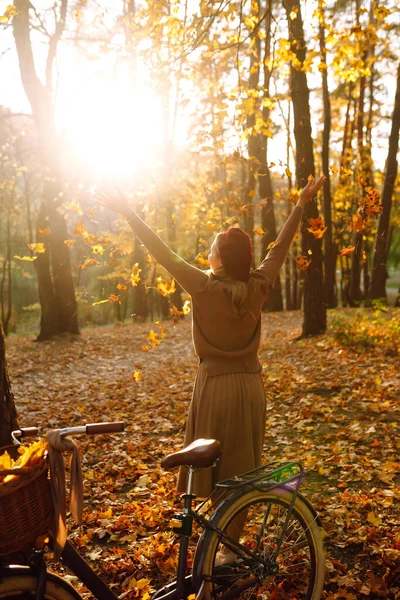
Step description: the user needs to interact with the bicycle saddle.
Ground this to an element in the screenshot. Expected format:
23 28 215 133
161 438 221 469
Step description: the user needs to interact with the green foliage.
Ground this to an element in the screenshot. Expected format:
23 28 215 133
329 304 400 354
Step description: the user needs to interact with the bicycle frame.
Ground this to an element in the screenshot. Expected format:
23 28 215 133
2 428 314 600
152 461 309 600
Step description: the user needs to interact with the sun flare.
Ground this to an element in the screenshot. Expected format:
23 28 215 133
58 72 165 183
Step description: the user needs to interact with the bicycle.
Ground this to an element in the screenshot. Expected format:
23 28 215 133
0 424 325 600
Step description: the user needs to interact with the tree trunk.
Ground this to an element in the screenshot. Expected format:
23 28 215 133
13 0 79 341
0 320 18 447
260 0 283 312
370 62 400 301
283 0 326 335
319 2 337 308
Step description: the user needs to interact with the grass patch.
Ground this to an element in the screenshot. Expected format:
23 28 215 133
329 303 400 354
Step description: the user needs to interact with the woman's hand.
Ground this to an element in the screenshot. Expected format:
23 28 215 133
93 187 133 219
297 175 326 208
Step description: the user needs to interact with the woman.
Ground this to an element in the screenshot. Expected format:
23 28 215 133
96 175 325 499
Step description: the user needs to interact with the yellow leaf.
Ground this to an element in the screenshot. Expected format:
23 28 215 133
92 299 110 306
248 189 256 197
155 320 166 338
367 511 382 526
99 508 112 519
195 253 210 267
156 278 176 296
64 239 76 247
117 283 128 292
14 255 37 262
140 345 149 352
91 244 105 255
109 294 121 304
289 9 298 19
340 246 355 257
28 243 46 253
131 263 142 287
0 5 17 23
38 227 52 236
267 241 276 250
182 300 191 314
80 258 101 269
285 167 292 178
133 371 142 381
136 579 150 589
74 221 87 237
64 200 83 215
253 227 265 236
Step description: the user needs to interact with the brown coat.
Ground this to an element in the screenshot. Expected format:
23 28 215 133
127 206 304 496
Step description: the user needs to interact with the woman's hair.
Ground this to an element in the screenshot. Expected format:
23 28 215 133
211 232 256 318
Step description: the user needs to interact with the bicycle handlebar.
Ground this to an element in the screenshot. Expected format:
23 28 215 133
11 422 125 444
86 422 124 434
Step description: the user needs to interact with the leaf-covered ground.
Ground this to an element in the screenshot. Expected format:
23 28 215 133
6 309 400 600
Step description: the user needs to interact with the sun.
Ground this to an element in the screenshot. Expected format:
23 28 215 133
57 70 165 183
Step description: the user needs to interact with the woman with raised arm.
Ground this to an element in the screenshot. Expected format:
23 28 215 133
96 175 325 502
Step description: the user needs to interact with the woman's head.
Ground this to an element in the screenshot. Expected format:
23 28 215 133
209 227 253 281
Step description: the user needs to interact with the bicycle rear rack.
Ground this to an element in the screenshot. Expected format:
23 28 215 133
215 460 304 490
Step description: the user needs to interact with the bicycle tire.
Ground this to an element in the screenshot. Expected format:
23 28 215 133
193 486 325 600
0 567 82 600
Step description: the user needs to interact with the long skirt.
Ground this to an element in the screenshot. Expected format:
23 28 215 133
176 363 267 498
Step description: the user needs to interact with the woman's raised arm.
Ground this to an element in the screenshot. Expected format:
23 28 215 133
95 190 208 295
254 175 326 287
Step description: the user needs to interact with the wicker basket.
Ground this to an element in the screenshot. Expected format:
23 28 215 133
0 446 54 556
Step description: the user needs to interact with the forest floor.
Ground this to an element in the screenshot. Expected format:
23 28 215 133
5 308 400 600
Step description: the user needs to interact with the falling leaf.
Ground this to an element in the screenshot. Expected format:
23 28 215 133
131 263 142 287
157 278 176 297
340 246 355 257
14 255 37 262
307 216 328 239
38 227 52 236
64 200 83 215
285 167 292 178
296 256 311 270
195 253 210 267
28 243 46 253
64 239 76 247
148 329 160 348
79 258 101 269
109 294 121 304
253 227 265 236
248 189 256 197
74 221 87 237
117 284 128 292
182 300 191 315
91 244 105 255
267 241 276 250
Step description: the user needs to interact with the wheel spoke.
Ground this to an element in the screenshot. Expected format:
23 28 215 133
205 492 321 600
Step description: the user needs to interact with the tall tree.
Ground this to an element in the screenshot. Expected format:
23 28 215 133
318 1 337 308
283 0 326 335
370 62 400 301
0 320 18 447
12 0 79 340
260 0 283 312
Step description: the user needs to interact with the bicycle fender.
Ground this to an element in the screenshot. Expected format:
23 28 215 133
191 484 323 589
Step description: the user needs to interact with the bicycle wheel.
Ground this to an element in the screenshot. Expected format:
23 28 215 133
194 486 325 600
0 567 82 600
